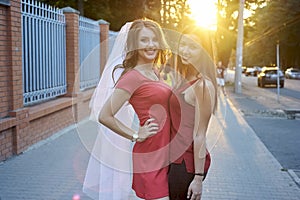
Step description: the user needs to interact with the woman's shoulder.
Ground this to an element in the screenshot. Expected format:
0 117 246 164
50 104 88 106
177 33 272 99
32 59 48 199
116 69 143 87
115 69 144 94
119 69 139 79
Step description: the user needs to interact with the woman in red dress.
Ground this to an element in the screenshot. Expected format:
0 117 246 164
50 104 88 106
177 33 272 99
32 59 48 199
99 19 171 200
168 26 218 200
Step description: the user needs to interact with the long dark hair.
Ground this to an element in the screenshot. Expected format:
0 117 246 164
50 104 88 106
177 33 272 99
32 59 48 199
176 26 218 112
112 19 170 82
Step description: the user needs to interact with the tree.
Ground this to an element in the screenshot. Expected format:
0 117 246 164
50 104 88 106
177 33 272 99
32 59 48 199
160 0 193 30
215 0 266 67
144 0 162 23
39 0 199 31
244 0 300 68
107 0 146 30
40 0 147 31
40 0 111 21
82 0 111 22
40 0 77 9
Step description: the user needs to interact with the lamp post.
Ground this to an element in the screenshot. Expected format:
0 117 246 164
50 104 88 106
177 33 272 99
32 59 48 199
234 0 245 94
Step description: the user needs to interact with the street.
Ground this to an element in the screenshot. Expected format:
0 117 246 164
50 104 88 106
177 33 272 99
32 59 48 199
226 70 300 180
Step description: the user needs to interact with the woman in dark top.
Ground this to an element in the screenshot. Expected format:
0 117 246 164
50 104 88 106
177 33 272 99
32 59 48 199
168 26 218 200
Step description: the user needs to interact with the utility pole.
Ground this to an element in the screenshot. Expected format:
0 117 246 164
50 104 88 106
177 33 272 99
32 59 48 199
234 0 245 94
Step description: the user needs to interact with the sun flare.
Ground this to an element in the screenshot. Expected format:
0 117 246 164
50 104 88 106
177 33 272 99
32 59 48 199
187 0 218 30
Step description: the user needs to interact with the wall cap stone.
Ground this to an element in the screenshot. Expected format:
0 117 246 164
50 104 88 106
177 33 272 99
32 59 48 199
98 19 110 25
0 0 10 7
61 7 80 14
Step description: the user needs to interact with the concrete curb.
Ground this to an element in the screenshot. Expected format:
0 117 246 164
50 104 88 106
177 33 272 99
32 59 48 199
288 169 300 187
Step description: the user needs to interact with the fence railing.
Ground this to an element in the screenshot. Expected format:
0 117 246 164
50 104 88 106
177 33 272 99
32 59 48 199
21 0 66 105
79 16 100 90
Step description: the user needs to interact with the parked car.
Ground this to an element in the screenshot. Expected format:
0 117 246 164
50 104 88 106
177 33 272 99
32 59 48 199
245 66 262 76
257 67 284 88
285 68 300 79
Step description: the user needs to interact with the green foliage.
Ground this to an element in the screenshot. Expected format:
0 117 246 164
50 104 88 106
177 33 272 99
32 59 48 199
215 0 259 67
40 0 145 31
144 0 162 23
244 0 300 68
44 0 298 68
107 0 146 30
40 0 195 31
82 0 111 22
39 0 77 8
215 0 240 67
160 0 193 30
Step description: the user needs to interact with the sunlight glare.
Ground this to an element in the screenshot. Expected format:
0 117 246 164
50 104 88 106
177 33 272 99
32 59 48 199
188 0 217 30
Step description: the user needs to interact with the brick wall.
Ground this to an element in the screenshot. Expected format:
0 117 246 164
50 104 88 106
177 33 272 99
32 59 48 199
0 2 110 161
28 106 74 145
0 5 11 118
8 0 23 111
0 128 13 161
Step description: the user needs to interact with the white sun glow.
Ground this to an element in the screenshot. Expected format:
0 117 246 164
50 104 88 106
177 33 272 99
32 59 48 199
187 0 218 30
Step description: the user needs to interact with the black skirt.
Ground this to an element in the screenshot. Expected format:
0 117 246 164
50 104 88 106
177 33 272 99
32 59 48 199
168 161 195 200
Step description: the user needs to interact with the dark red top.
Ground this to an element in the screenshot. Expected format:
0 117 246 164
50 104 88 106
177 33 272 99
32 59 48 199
116 69 171 199
169 80 198 173
169 79 211 174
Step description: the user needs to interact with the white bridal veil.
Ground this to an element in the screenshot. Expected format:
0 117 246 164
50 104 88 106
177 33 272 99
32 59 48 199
83 22 139 200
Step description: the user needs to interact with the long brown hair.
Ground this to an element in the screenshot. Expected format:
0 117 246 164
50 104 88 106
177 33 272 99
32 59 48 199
176 26 218 112
113 19 170 82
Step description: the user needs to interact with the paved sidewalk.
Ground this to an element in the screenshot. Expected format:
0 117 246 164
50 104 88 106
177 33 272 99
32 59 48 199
0 122 95 200
203 94 300 199
0 93 300 199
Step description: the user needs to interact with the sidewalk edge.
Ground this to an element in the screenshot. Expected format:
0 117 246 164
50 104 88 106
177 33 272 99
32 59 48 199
225 95 287 170
288 169 300 186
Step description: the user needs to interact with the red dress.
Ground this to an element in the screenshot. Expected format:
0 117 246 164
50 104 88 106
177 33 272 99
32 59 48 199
116 69 171 199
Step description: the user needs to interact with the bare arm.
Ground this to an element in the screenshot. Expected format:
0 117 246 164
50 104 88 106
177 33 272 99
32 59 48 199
193 79 214 174
99 88 158 141
187 78 215 199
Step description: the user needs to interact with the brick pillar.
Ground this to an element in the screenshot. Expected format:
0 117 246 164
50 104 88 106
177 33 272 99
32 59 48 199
8 0 23 110
10 108 29 154
5 0 31 155
62 7 80 97
0 4 11 118
98 19 110 76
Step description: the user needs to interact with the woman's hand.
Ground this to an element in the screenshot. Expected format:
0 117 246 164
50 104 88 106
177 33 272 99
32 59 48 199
187 176 203 200
137 118 159 142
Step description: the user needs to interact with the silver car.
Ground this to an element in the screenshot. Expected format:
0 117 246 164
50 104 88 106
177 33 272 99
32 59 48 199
285 68 300 79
